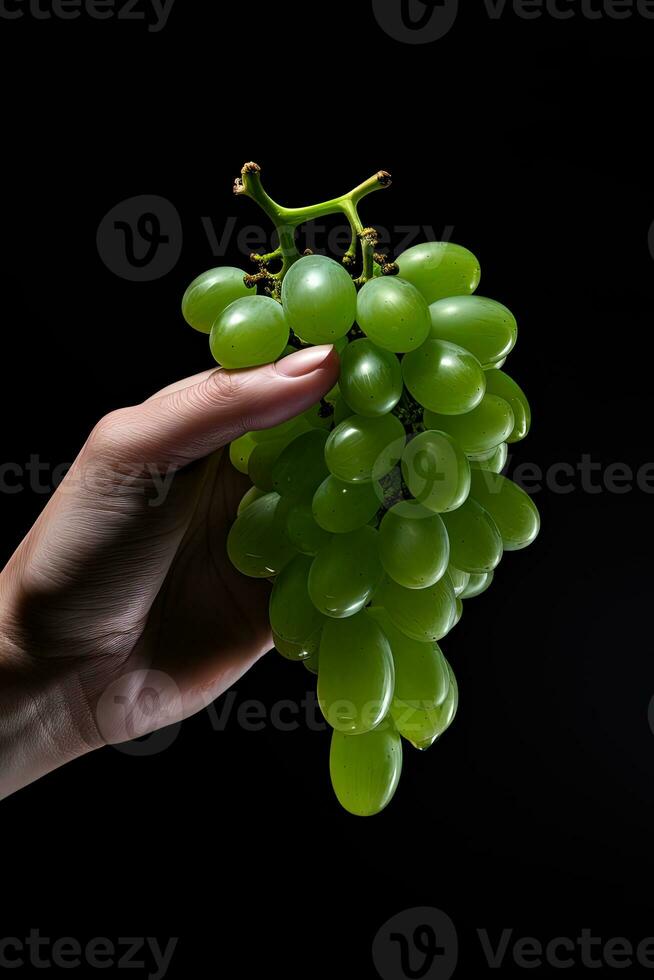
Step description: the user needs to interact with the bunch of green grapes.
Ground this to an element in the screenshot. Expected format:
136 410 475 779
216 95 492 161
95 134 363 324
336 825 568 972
182 178 539 817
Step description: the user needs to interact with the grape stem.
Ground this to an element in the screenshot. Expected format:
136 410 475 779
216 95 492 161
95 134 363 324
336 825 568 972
234 162 394 295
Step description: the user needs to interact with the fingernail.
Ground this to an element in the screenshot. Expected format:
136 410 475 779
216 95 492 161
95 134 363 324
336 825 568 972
276 345 335 378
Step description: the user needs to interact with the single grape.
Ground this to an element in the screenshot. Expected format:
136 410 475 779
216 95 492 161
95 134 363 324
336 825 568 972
391 661 458 750
270 554 325 643
248 438 288 492
272 429 328 500
229 433 257 474
308 525 383 618
378 501 450 589
452 596 463 627
447 565 471 597
395 242 481 304
461 571 494 599
325 414 405 484
423 394 514 456
329 724 402 816
237 485 267 515
367 607 450 709
470 470 540 551
181 266 255 334
442 498 503 574
318 612 394 734
402 339 485 415
303 650 320 674
469 442 508 474
376 573 456 643
484 369 532 443
428 296 517 367
312 475 380 533
210 296 289 369
281 254 357 343
356 277 431 353
401 430 470 513
318 613 395 734
274 629 321 662
285 502 332 556
250 415 311 444
227 492 295 578
339 339 403 417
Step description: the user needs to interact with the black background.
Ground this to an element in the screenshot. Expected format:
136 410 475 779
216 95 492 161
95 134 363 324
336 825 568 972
1 1 653 977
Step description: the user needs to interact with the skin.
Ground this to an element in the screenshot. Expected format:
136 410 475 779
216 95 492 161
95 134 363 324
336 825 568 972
0 345 339 799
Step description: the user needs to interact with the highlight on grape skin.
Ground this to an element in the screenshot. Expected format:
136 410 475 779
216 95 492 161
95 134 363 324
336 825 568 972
182 162 540 817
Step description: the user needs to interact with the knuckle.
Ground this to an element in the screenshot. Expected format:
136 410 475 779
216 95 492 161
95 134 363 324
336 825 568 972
87 408 135 458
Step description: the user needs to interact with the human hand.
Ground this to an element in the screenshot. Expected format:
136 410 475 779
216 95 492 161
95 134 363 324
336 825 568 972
0 345 339 798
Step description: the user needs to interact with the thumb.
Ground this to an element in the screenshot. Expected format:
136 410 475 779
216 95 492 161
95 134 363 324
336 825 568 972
90 345 339 472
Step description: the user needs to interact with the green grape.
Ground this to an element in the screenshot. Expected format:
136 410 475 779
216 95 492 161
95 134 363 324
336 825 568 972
391 661 458 750
237 485 267 515
251 415 310 443
378 501 450 589
301 402 333 431
461 571 494 599
227 492 295 578
484 369 532 443
452 596 463 627
270 555 324 643
248 439 287 492
401 430 470 513
272 430 328 500
319 612 394 734
367 607 450 709
210 296 289 369
356 277 431 353
181 266 255 334
312 475 380 533
229 433 257 474
402 339 485 415
339 339 403 417
441 497 503 573
333 395 354 426
303 650 320 674
423 394 514 456
325 414 405 484
377 573 456 643
470 470 540 551
274 629 321 662
448 565 470 597
428 296 517 367
285 502 332 555
329 724 402 816
395 242 481 304
469 442 508 474
308 526 383 618
281 254 357 343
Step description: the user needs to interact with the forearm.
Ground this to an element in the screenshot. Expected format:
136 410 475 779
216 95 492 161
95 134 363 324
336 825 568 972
0 639 92 800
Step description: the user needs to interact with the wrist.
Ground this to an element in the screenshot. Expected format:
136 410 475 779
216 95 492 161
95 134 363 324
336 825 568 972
0 632 97 800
